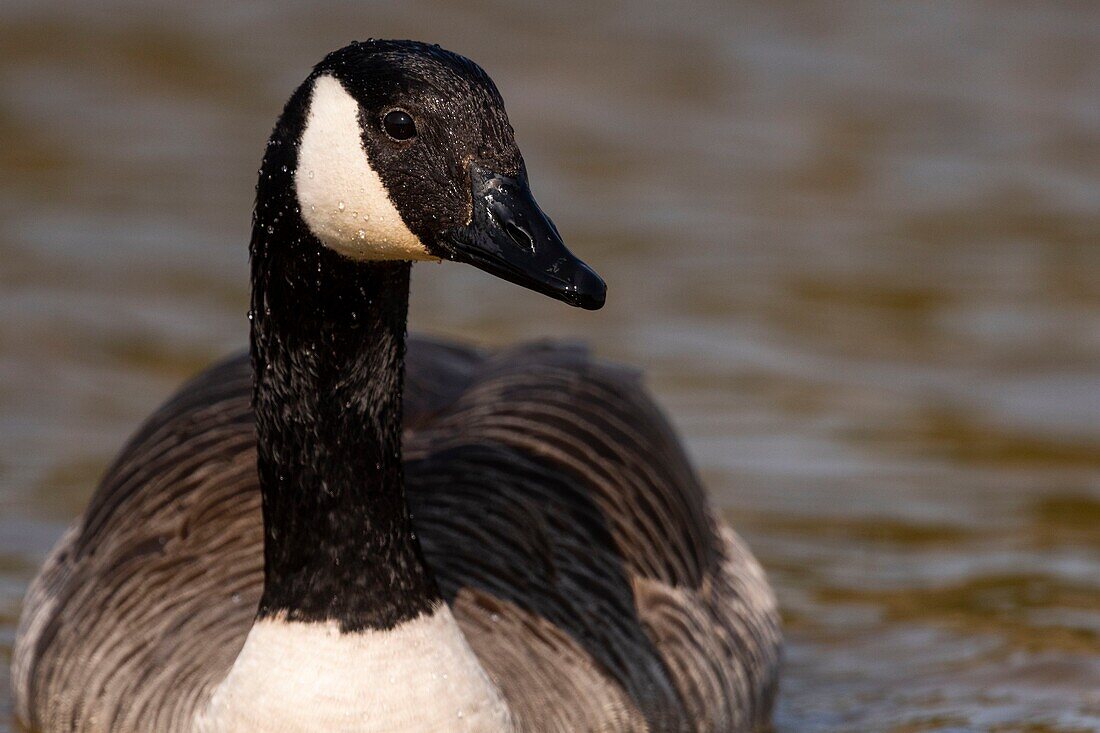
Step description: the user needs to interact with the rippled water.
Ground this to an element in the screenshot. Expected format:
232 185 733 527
2 2 1099 730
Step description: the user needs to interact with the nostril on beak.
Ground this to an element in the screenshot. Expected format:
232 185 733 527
504 221 535 254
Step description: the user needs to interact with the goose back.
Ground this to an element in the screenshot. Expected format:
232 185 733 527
13 338 780 732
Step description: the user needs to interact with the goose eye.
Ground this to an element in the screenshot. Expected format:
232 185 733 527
383 110 417 141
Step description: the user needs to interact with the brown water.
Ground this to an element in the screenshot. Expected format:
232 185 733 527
2 2 1099 730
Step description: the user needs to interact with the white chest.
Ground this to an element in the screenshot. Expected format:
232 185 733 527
196 606 515 733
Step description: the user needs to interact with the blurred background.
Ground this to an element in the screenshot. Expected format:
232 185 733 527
2 1 1099 730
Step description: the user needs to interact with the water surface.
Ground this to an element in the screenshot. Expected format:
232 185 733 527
2 2 1099 730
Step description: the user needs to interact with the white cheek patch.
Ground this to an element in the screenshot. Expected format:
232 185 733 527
295 74 436 262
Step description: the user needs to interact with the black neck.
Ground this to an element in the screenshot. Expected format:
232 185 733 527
249 100 440 631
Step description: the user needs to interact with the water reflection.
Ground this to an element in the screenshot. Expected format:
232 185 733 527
1 1 1099 730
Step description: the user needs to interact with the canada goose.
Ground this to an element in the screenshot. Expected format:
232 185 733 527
12 40 781 732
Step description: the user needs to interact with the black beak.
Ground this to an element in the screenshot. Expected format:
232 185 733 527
436 164 606 310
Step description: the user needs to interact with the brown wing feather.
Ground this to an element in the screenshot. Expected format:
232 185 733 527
14 356 260 733
13 338 780 733
407 342 780 731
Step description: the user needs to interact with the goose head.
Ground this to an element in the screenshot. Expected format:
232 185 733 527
261 39 605 310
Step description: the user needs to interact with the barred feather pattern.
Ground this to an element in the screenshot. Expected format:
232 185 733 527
12 338 780 732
